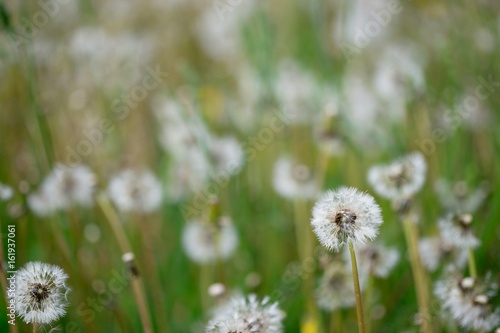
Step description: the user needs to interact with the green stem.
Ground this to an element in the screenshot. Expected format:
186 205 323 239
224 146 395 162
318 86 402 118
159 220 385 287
365 274 374 333
402 217 431 333
467 246 477 278
349 242 365 333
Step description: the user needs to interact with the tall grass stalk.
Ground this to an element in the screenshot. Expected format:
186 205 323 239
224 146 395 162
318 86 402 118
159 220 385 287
97 195 154 333
402 216 431 333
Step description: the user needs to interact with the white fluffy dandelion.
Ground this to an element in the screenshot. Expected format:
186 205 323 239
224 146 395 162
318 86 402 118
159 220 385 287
108 169 163 213
434 179 489 214
27 164 96 216
182 217 238 264
418 236 467 272
316 261 357 311
311 187 383 251
14 262 70 325
438 214 480 249
208 136 244 175
344 243 400 278
367 152 426 200
273 156 319 200
206 294 284 333
0 182 14 201
435 274 500 331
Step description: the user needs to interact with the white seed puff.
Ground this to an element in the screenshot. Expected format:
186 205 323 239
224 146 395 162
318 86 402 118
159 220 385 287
14 262 70 325
435 274 500 331
182 217 238 264
311 187 383 251
368 152 426 200
108 169 163 213
206 294 284 333
316 261 357 311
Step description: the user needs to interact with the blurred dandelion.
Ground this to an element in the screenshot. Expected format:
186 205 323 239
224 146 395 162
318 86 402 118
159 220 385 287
27 164 96 216
435 274 500 331
367 152 426 201
108 169 163 213
434 179 489 214
273 157 318 200
0 182 14 201
316 261 357 311
182 217 238 264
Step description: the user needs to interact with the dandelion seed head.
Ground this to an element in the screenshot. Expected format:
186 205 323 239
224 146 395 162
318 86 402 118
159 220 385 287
344 243 400 278
28 165 96 216
182 218 238 264
438 214 480 249
311 187 383 251
418 236 467 272
316 261 361 311
206 294 284 333
368 152 426 200
14 262 70 325
435 179 489 214
108 169 163 213
209 136 244 175
435 274 500 331
273 157 319 200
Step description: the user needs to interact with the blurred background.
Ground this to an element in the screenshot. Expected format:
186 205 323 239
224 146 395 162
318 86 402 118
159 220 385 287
0 0 499 332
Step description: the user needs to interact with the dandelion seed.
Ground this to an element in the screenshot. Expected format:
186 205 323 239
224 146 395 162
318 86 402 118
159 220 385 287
14 262 70 325
182 217 238 264
316 261 357 311
206 294 284 333
273 156 319 200
108 169 163 213
311 187 383 251
367 152 426 201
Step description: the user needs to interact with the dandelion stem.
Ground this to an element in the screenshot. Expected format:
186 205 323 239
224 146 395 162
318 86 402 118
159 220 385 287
402 217 431 333
467 246 477 278
365 274 374 333
97 194 132 253
331 310 342 333
33 322 37 333
97 194 153 333
293 199 320 327
349 242 365 333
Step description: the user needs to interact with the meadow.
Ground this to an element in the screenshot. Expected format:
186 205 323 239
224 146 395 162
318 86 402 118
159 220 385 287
0 0 499 332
